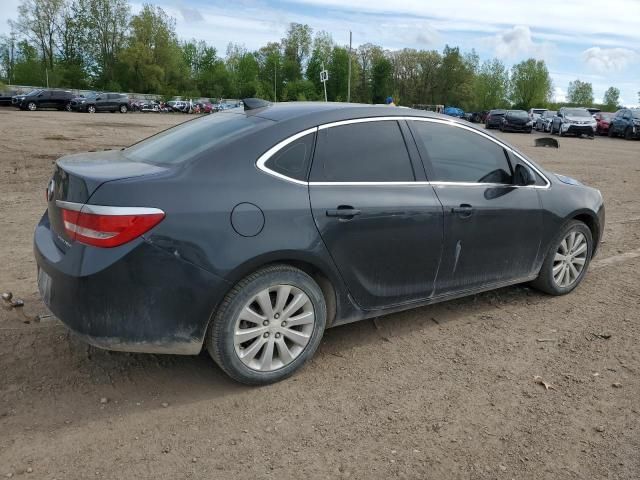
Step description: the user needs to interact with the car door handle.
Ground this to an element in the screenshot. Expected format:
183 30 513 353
326 207 361 218
452 204 474 218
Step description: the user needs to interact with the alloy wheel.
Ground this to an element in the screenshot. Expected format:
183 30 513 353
28 102 36 111
233 285 315 372
552 231 588 288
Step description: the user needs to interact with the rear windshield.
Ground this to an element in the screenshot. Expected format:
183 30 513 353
124 112 270 165
600 112 614 120
508 111 529 118
565 109 591 117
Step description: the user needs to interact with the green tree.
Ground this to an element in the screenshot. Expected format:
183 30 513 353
436 45 475 107
602 86 620 110
226 43 259 98
567 79 594 105
306 31 333 99
78 0 129 88
11 0 64 71
371 54 392 104
510 58 553 109
327 46 349 101
119 5 182 94
12 40 45 85
255 42 283 101
281 23 312 83
473 58 510 110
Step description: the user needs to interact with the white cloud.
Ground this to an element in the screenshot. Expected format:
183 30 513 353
553 87 566 103
582 47 639 73
484 26 550 60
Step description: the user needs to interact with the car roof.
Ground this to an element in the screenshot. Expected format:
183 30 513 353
246 101 458 124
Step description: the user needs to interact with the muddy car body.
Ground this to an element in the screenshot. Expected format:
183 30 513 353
34 101 605 384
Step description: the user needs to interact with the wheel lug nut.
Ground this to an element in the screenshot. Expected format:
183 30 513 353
263 320 269 326
263 332 269 338
275 333 281 339
274 313 280 319
281 321 287 327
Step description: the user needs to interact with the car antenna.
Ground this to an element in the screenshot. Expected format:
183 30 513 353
243 98 271 111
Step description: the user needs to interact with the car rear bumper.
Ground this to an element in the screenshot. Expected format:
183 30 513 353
34 212 231 355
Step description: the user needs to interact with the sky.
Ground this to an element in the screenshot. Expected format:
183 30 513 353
2 0 639 106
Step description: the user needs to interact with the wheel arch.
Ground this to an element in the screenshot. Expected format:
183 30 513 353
568 209 601 256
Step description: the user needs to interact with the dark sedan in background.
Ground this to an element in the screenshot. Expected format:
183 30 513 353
500 110 533 133
484 109 506 129
35 101 605 384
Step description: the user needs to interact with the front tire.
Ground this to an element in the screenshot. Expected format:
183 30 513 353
625 127 634 140
27 102 37 111
87 105 96 113
206 264 327 385
531 220 593 295
119 104 128 113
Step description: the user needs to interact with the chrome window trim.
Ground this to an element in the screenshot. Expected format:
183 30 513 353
56 200 164 216
255 127 318 186
255 116 551 189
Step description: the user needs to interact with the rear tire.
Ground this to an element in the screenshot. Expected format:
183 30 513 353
206 264 327 385
27 102 37 111
531 220 593 295
87 105 96 113
119 104 128 113
608 127 615 138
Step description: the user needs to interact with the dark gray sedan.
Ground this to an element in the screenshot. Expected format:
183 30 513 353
34 101 605 384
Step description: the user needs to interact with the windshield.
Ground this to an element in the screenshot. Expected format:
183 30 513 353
125 112 271 165
508 111 529 118
545 111 557 117
600 113 614 120
565 109 591 117
632 111 640 119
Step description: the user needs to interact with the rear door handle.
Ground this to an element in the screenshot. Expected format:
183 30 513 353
326 206 361 218
452 204 474 218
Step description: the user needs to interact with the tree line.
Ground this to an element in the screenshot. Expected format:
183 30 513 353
0 0 631 111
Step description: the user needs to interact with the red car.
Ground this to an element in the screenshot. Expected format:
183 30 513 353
594 112 614 135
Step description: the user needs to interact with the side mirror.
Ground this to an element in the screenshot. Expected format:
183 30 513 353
514 164 536 186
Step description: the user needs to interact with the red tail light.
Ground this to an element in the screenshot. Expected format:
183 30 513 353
59 203 165 248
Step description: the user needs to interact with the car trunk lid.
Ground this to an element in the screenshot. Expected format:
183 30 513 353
47 150 168 250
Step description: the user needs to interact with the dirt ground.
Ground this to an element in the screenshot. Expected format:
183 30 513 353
0 109 638 479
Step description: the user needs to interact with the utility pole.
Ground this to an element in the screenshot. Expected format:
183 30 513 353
45 68 49 88
347 30 352 103
274 61 277 102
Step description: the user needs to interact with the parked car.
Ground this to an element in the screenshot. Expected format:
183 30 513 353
71 92 129 113
0 90 17 106
484 109 506 129
586 107 601 116
551 107 596 137
443 106 465 118
14 89 74 111
594 112 614 136
500 110 533 133
12 89 41 106
535 110 557 132
34 101 605 385
608 108 640 140
528 107 547 124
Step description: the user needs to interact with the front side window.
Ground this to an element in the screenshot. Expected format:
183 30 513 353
264 132 315 182
411 121 512 184
310 121 414 182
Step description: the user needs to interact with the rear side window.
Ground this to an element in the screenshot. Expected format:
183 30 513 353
411 121 513 184
265 132 315 181
125 113 270 165
310 121 414 182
